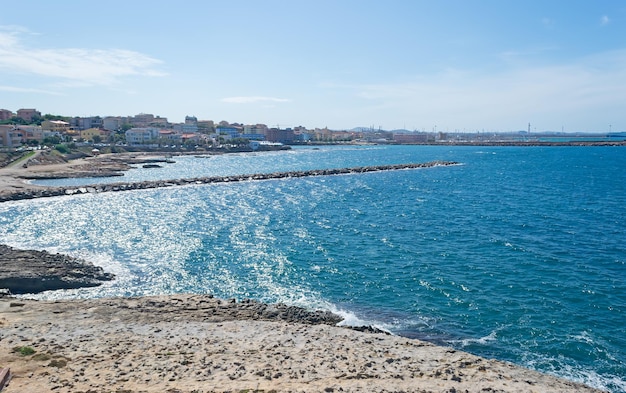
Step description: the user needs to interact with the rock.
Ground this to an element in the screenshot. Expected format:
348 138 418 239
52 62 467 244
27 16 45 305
0 161 460 203
0 245 114 294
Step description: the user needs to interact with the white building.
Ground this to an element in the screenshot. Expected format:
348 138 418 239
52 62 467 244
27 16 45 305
125 127 160 145
103 117 124 131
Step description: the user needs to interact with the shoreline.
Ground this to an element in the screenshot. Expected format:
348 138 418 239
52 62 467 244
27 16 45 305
0 149 611 392
0 294 604 392
0 246 606 392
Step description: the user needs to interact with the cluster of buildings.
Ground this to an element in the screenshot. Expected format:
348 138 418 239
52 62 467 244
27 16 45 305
3 107 620 149
1 108 391 149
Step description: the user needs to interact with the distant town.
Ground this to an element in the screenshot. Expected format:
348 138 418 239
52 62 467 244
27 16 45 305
1 107 624 150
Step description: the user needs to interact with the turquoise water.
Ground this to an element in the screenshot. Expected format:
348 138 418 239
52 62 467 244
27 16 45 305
2 145 625 391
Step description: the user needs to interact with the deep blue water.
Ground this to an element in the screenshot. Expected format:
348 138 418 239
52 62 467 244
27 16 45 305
2 145 625 392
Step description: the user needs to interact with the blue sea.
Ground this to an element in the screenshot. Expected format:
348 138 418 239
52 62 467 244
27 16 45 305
1 145 625 392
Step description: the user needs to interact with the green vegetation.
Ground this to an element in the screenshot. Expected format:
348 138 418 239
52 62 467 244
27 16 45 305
43 135 62 145
54 144 72 154
0 113 70 126
12 346 36 356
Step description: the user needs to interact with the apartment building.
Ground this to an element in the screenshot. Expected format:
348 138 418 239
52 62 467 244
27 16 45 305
16 108 41 123
17 125 44 143
103 116 125 131
216 125 240 138
41 120 70 133
197 120 215 133
125 127 160 145
80 128 108 142
71 116 103 130
266 128 295 144
0 109 13 121
0 125 24 147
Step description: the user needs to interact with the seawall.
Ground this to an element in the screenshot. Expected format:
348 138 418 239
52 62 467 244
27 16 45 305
0 161 458 203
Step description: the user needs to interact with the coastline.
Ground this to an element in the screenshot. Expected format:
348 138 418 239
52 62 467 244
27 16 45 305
0 148 612 392
0 294 604 392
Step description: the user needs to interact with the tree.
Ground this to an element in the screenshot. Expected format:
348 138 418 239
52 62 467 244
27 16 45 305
9 117 26 125
42 114 69 122
43 136 61 145
31 114 44 125
55 144 71 154
230 137 250 147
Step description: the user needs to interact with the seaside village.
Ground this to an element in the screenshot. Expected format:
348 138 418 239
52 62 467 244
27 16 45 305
3 108 621 154
0 108 441 151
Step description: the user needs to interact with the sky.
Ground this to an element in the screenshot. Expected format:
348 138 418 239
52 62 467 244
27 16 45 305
1 1 625 132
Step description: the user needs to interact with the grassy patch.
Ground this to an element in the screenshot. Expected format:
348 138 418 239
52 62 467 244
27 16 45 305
12 346 36 356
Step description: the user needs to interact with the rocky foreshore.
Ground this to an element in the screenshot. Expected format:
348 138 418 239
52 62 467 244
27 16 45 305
0 294 604 393
0 245 114 294
0 161 458 203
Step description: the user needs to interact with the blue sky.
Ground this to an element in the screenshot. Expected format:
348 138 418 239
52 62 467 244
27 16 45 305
1 1 625 132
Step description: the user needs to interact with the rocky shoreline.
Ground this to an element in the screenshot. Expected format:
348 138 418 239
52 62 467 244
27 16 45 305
0 245 114 294
0 246 605 392
0 161 458 203
0 294 604 392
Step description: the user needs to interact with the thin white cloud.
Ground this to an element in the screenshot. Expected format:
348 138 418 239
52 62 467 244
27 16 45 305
221 96 291 104
0 26 166 87
600 15 610 26
341 49 626 130
0 85 62 95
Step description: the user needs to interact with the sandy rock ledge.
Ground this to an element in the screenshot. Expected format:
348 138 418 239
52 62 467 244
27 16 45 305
0 294 604 393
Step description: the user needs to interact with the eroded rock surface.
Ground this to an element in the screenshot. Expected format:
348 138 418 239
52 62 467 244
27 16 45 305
0 245 114 294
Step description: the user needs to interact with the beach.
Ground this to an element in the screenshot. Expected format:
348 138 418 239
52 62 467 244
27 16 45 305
0 150 158 200
0 150 610 392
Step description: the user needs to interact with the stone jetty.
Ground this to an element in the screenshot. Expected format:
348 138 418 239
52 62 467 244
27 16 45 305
0 160 458 203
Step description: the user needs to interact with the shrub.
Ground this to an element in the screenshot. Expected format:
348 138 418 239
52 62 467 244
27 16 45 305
12 346 36 356
54 144 70 154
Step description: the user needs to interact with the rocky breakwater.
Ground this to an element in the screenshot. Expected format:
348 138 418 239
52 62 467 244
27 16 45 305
0 245 114 294
0 160 459 203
